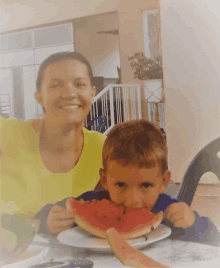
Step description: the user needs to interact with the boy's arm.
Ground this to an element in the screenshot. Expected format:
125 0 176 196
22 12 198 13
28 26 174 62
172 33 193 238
33 196 85 234
33 203 56 235
34 198 71 235
155 194 220 246
34 196 78 235
167 212 220 246
34 190 109 235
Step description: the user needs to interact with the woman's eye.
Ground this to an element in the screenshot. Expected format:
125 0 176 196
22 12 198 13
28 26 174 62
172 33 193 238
77 83 86 87
50 84 59 88
116 182 126 189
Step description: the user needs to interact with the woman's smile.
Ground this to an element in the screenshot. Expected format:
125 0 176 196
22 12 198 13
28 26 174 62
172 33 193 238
59 104 82 111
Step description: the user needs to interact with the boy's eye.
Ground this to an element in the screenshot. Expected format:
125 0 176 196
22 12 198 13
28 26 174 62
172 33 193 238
116 182 126 189
141 183 152 189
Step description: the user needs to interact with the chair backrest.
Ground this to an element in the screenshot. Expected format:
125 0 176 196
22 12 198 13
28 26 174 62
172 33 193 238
177 137 220 206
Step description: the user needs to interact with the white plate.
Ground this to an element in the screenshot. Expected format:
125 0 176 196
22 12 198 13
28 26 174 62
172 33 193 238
57 224 171 252
1 236 49 268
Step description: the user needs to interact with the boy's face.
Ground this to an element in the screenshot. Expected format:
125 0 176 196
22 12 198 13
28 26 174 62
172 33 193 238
100 161 171 210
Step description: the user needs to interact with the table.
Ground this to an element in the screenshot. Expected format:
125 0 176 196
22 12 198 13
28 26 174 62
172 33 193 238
36 235 220 268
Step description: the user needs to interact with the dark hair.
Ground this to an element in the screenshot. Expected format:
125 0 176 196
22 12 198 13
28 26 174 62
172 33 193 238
102 120 168 174
36 51 94 92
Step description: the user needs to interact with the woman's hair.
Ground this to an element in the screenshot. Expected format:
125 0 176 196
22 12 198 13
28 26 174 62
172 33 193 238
102 120 168 174
36 51 94 92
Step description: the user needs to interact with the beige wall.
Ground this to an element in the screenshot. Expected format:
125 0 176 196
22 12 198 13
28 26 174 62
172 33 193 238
160 0 220 183
1 0 159 118
117 0 160 84
0 0 121 33
74 13 120 78
1 0 159 83
116 0 160 120
2 0 219 184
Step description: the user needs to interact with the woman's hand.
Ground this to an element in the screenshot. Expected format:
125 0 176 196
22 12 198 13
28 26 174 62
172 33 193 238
164 202 196 229
47 205 75 234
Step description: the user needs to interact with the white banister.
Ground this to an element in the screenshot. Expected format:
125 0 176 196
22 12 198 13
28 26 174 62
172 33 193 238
85 84 142 135
109 86 115 127
137 85 142 119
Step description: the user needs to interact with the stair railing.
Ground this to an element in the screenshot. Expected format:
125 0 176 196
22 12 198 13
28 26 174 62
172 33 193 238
85 84 142 135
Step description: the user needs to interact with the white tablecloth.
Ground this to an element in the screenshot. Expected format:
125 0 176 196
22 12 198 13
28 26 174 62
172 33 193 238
40 237 220 268
3 236 220 268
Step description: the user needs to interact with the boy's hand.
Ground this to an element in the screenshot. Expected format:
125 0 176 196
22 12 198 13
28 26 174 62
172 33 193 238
47 205 75 234
163 202 196 229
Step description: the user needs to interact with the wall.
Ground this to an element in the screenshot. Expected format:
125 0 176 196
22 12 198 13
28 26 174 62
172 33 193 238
117 0 160 84
0 0 121 33
160 0 220 183
1 0 219 184
74 13 120 78
0 0 160 121
1 0 159 84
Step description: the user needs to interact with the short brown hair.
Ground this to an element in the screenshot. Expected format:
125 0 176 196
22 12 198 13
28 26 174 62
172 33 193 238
102 120 168 174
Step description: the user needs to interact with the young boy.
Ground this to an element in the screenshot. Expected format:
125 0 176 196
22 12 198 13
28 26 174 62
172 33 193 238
38 120 220 246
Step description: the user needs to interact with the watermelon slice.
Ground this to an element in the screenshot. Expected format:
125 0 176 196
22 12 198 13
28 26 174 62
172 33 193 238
106 227 169 267
66 198 163 239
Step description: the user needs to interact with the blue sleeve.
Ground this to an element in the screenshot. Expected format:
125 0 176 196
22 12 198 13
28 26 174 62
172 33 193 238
154 194 220 246
76 190 110 201
152 193 180 212
168 212 220 246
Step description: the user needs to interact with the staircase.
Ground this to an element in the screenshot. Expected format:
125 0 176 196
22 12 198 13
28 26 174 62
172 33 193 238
85 84 142 134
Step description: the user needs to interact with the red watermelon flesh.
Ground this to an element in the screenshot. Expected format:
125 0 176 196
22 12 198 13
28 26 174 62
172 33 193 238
66 198 163 239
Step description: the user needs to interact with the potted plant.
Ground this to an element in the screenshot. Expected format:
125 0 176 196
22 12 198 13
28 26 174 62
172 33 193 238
128 52 163 80
128 52 164 123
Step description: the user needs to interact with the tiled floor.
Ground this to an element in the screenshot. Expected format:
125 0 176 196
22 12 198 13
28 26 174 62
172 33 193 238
175 183 220 232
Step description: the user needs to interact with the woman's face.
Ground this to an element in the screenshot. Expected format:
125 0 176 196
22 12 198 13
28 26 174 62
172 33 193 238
35 59 96 125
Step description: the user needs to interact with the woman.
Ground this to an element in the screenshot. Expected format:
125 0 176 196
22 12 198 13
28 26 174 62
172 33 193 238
1 52 106 234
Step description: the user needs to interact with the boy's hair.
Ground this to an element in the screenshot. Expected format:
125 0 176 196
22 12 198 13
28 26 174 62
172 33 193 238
102 120 168 174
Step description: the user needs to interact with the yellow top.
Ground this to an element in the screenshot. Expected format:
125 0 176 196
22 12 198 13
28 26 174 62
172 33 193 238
0 117 106 216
